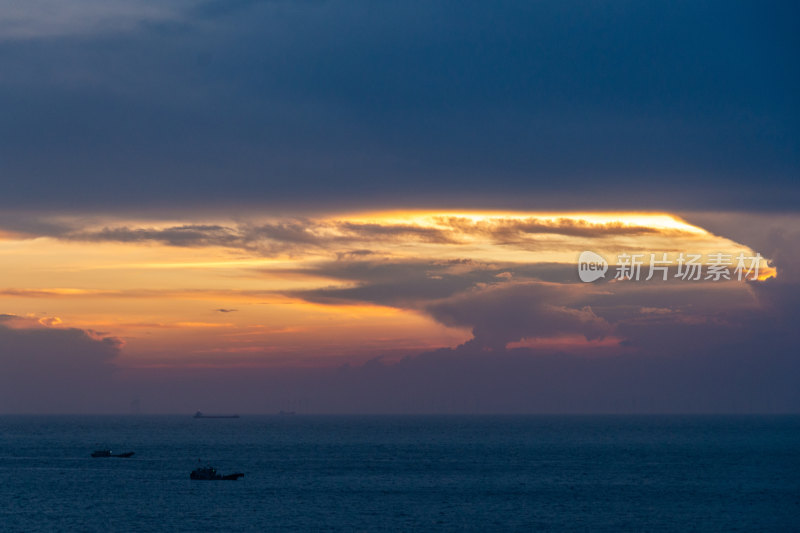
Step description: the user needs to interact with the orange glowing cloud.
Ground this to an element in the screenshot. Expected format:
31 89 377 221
0 211 776 367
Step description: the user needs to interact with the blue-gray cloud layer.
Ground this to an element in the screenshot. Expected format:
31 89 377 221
1 0 797 212
0 317 121 412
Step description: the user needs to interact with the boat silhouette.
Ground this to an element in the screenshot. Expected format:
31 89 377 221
91 450 135 458
190 465 244 480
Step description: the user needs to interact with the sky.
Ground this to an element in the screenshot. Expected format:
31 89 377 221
0 0 798 413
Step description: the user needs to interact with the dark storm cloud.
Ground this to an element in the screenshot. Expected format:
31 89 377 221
425 282 611 350
0 319 122 412
285 259 506 307
282 254 765 352
281 257 585 308
0 0 797 212
282 252 777 353
274 276 800 414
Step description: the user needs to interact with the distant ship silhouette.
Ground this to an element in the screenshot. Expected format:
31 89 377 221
193 411 240 419
91 449 135 458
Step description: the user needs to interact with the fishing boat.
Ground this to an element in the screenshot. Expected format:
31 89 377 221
190 465 244 480
91 450 135 458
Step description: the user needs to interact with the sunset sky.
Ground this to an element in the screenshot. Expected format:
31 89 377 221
1 1 798 413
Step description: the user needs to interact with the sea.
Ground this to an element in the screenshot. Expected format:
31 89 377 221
0 415 798 532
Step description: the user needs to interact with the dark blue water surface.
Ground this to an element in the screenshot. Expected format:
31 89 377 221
0 415 798 531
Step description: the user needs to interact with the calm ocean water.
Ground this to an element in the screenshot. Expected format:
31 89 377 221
0 415 798 531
